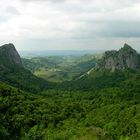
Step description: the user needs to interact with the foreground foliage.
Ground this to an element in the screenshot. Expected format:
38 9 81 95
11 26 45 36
1 69 140 140
0 65 48 93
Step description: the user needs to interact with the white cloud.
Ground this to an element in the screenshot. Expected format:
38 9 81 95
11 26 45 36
0 0 140 50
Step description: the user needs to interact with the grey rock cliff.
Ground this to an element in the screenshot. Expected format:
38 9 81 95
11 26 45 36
0 43 22 67
98 43 140 72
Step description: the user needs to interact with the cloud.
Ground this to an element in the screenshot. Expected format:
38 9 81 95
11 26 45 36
21 0 66 3
0 0 140 50
5 6 20 16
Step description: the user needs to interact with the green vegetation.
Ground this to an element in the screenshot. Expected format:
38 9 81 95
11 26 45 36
1 68 140 140
0 65 48 93
1 45 140 140
56 69 135 91
0 44 49 93
22 55 99 82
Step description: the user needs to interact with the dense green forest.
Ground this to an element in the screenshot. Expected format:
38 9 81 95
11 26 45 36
1 68 140 140
0 65 49 93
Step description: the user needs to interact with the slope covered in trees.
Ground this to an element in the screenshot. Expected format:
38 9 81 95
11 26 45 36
1 43 140 140
0 44 48 93
1 72 140 140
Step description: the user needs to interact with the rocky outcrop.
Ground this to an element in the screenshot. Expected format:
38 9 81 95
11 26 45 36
0 43 22 68
0 43 48 92
98 43 140 72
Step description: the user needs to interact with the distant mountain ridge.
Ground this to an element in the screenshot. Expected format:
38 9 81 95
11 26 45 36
98 43 140 72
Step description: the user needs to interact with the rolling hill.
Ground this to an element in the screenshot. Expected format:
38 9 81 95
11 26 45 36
22 54 99 82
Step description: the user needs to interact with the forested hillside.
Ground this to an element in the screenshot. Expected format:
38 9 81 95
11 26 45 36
1 72 140 140
0 44 140 140
0 44 48 93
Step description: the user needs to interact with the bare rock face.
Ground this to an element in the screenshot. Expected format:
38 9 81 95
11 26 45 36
0 43 22 67
98 43 140 72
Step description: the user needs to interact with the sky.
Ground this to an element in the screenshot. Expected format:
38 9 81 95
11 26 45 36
0 0 140 51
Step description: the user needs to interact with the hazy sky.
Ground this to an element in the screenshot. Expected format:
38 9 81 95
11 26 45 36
0 0 140 50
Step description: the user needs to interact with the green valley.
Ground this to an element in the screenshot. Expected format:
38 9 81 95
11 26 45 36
22 55 99 82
